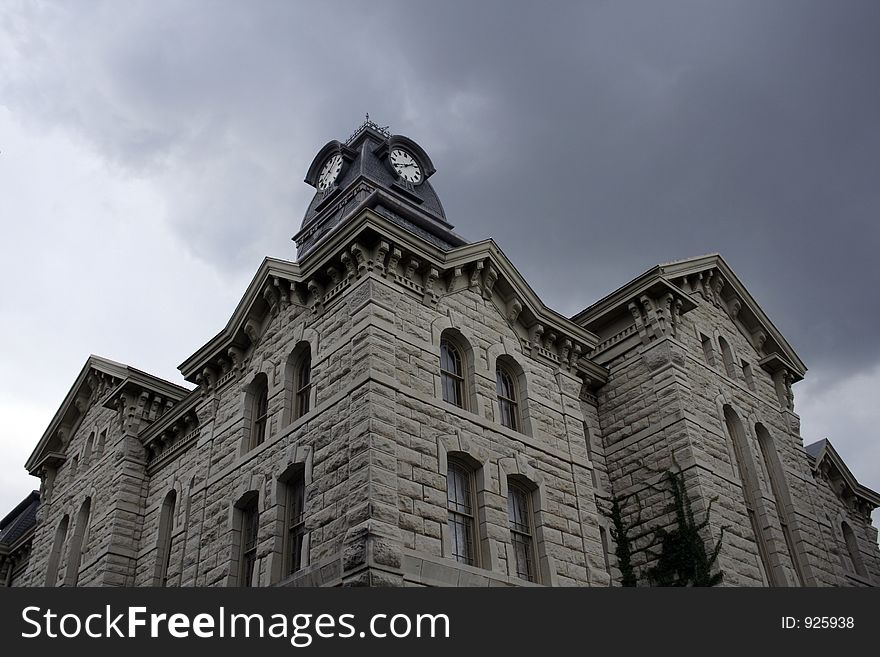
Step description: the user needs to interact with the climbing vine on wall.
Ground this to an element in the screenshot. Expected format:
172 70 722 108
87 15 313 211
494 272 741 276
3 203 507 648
645 467 725 587
606 494 639 587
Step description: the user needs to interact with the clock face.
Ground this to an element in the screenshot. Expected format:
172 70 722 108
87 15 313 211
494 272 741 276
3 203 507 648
389 148 422 184
317 153 343 191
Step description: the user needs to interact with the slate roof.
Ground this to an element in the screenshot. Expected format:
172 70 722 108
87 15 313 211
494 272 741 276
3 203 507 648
804 439 827 461
0 491 40 547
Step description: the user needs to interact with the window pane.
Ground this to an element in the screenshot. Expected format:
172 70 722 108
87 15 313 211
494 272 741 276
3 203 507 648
447 464 472 514
287 477 306 575
508 484 535 581
512 531 534 581
447 462 475 565
449 511 475 565
240 504 259 587
507 486 530 534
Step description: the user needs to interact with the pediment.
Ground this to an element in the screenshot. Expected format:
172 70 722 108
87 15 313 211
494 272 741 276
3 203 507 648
658 254 806 380
25 355 189 474
807 439 880 519
178 208 608 389
573 254 806 381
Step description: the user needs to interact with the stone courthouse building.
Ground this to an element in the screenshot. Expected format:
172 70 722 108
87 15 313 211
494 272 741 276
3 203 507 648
3 120 879 587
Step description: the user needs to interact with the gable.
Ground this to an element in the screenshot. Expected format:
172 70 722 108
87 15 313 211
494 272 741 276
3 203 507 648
573 254 806 383
25 355 189 474
807 439 880 518
178 208 608 389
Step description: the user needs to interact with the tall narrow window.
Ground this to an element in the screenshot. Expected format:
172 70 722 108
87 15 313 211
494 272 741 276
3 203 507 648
97 429 107 458
294 349 312 420
496 364 519 431
83 433 94 467
742 361 756 392
700 333 715 367
841 521 867 577
239 499 259 587
447 459 477 565
70 455 79 481
286 474 306 575
718 336 736 378
756 423 805 585
64 497 92 587
724 406 779 586
250 374 269 449
45 515 69 586
155 490 177 586
507 482 536 582
440 338 465 409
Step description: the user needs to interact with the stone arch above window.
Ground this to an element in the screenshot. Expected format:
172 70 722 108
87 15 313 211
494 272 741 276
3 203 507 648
83 432 94 467
153 489 177 586
435 435 494 571
244 373 269 452
64 496 92 587
718 336 737 379
438 329 476 412
270 447 314 584
699 332 716 368
45 514 69 586
841 520 867 577
284 341 314 425
498 457 556 586
493 355 533 435
446 455 480 567
723 405 779 586
754 422 808 585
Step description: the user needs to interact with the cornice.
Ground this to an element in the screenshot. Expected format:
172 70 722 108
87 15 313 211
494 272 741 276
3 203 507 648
807 440 880 511
178 208 604 385
25 355 189 474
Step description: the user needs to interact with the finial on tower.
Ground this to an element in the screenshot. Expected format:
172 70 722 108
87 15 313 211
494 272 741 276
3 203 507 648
346 113 391 144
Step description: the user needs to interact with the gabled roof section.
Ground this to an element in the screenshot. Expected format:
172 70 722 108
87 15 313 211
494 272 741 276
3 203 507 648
658 254 806 377
178 256 302 381
25 355 189 474
573 253 806 379
179 208 605 386
805 439 880 510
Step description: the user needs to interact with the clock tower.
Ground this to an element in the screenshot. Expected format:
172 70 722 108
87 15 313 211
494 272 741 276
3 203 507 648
295 117 467 259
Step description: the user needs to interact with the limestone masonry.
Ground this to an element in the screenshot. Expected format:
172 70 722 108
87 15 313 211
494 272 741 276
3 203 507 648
2 120 878 587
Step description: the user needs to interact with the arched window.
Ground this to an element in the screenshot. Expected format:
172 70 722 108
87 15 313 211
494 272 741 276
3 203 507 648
507 481 536 582
293 347 312 420
234 493 260 587
64 497 92 587
841 521 867 577
45 515 69 586
718 336 736 379
97 429 107 458
154 490 177 586
700 333 715 367
755 423 805 585
447 459 477 566
83 433 94 467
248 374 269 450
724 406 779 585
440 336 466 409
496 362 520 431
284 469 306 576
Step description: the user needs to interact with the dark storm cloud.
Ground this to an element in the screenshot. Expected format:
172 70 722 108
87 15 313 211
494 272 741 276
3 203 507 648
3 0 879 375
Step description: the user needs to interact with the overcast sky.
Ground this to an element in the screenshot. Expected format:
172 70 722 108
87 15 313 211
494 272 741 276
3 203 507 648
2 1 878 531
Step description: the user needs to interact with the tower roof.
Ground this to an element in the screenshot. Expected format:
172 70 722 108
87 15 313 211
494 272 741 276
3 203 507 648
294 118 466 259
